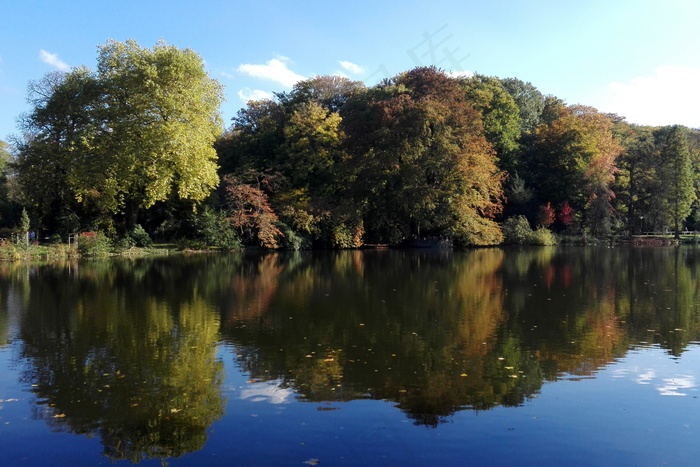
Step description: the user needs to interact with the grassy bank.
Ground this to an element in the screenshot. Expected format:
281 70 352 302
0 240 178 262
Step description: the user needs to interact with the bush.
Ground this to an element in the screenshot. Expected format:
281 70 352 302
502 216 557 246
0 240 21 261
77 231 112 257
503 216 533 245
278 223 311 251
195 207 241 250
529 226 558 246
129 224 153 247
331 222 364 249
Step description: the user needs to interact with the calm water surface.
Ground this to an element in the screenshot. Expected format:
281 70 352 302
1 247 699 466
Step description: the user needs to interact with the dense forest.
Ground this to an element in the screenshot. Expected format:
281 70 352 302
2 40 700 249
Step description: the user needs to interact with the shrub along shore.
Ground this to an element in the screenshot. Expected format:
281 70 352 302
2 230 698 263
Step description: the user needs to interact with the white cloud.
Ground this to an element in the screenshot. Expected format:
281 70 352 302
237 57 304 88
598 65 700 128
39 49 70 72
339 60 363 74
238 88 273 103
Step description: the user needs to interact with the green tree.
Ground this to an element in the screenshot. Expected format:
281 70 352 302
217 99 287 176
611 124 657 234
0 140 11 173
15 69 102 233
500 77 545 135
95 39 223 227
220 76 363 248
19 207 30 248
655 125 695 238
0 139 21 227
462 74 521 172
15 40 224 235
278 75 365 113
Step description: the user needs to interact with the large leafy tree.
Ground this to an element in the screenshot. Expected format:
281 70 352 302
343 67 505 246
15 40 223 235
611 123 657 234
525 104 621 234
500 77 545 135
654 125 695 237
461 74 521 172
15 69 102 233
0 139 20 226
219 77 362 248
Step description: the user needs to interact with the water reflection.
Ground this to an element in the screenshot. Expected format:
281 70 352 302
0 258 226 463
1 246 700 452
219 247 700 425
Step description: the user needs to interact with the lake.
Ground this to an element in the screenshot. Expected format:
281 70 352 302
1 247 699 466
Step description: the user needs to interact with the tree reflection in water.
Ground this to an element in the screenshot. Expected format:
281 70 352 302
3 245 700 454
221 247 700 426
4 258 225 463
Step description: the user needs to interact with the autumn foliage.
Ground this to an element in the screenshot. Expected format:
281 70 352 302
222 175 282 249
10 40 700 246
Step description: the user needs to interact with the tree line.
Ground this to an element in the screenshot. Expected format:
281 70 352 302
2 40 699 249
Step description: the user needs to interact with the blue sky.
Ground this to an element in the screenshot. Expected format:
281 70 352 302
2 0 700 141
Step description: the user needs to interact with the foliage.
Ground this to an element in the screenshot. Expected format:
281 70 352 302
11 41 700 246
529 226 557 245
525 105 622 233
655 125 695 237
277 223 311 250
222 174 282 248
558 201 574 228
15 40 223 236
536 202 555 228
330 220 364 249
16 208 31 250
461 74 521 171
502 216 534 245
342 66 505 245
128 224 153 248
77 231 112 257
0 140 21 229
500 77 545 134
502 215 557 245
193 206 241 250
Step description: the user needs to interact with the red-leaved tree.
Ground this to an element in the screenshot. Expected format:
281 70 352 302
537 202 556 228
558 200 574 228
222 174 282 248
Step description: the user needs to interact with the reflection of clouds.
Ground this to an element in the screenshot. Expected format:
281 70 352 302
658 375 695 397
611 362 696 395
611 367 632 379
636 369 655 385
240 380 294 404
